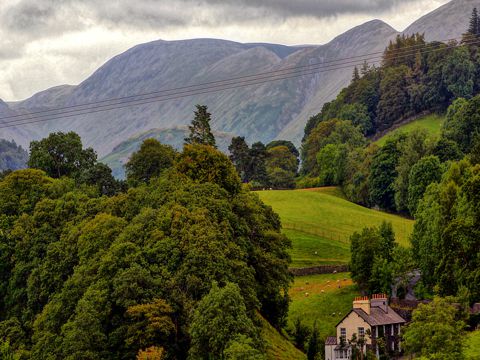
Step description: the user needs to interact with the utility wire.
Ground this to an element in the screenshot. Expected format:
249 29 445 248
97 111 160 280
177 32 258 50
0 36 477 130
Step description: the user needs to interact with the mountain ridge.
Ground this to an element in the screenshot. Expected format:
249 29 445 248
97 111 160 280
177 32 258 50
0 0 477 156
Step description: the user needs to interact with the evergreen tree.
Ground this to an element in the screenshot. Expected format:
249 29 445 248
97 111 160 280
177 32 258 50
184 105 217 148
468 8 479 36
229 137 251 182
306 322 320 360
352 67 360 82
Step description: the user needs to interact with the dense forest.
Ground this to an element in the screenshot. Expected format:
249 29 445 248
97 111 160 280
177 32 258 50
0 139 28 173
0 108 292 359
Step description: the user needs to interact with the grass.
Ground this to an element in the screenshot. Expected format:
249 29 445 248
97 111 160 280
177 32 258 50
288 273 360 342
465 330 480 359
259 314 306 359
257 187 414 268
375 114 445 146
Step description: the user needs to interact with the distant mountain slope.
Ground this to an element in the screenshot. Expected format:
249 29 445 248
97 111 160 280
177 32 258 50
101 127 233 179
403 0 480 41
0 0 473 155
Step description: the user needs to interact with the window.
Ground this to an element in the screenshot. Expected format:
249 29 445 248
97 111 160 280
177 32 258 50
358 327 365 338
340 328 346 340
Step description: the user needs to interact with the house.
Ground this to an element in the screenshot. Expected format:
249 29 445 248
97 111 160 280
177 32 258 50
325 294 406 360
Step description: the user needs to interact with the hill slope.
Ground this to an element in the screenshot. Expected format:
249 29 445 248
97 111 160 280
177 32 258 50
374 113 445 146
256 188 414 268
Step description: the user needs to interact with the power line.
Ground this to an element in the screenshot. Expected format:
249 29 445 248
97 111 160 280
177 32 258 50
0 36 477 130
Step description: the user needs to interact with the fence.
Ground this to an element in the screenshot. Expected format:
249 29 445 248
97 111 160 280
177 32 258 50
290 265 349 276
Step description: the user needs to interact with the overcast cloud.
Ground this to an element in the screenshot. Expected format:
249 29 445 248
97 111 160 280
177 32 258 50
0 0 449 101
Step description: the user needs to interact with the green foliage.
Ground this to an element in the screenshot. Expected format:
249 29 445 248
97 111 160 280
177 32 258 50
403 297 466 359
368 136 404 211
189 282 257 359
224 335 266 360
176 143 241 195
28 132 97 180
0 140 28 172
306 322 320 360
0 139 292 359
125 138 176 185
407 155 443 215
184 104 216 147
412 159 480 301
291 318 310 352
229 136 251 182
0 340 19 360
266 146 298 189
443 95 480 153
350 222 401 293
442 47 475 99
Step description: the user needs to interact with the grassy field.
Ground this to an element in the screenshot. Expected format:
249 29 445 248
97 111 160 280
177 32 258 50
257 187 414 268
288 273 360 342
260 315 306 360
375 114 445 146
465 330 480 359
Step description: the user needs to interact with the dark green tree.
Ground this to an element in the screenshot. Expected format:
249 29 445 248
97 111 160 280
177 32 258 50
28 132 97 179
468 8 479 36
229 136 251 182
306 322 320 360
248 142 269 188
291 318 310 352
184 105 216 148
125 138 176 185
80 162 120 196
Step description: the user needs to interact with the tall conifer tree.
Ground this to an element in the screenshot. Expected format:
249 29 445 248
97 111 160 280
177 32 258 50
184 105 217 148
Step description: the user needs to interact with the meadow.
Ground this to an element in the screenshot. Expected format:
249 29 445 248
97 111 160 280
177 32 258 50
375 113 445 146
257 187 414 268
288 273 360 342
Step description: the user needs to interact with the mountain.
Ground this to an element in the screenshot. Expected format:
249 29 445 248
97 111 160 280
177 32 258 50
0 0 477 157
404 0 480 41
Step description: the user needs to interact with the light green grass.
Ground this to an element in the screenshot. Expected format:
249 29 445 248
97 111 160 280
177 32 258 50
257 187 414 267
288 273 360 342
465 330 480 359
260 314 306 360
375 114 445 146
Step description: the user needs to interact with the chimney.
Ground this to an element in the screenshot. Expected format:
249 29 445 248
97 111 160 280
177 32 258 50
371 294 389 313
353 296 370 315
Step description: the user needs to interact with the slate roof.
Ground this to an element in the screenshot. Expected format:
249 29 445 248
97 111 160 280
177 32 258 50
352 306 406 326
325 336 337 345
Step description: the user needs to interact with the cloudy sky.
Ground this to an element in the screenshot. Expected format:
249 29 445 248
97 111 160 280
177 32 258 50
0 0 449 101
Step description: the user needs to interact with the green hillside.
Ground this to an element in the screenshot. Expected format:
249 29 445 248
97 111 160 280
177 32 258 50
375 114 445 146
259 314 306 360
288 273 359 342
256 187 414 268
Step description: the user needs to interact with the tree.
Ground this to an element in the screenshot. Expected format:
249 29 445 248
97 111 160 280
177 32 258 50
80 162 120 196
189 282 256 359
175 144 241 195
125 138 176 185
376 66 410 130
468 8 479 36
229 137 251 182
291 318 310 352
248 142 269 188
407 155 442 216
0 340 19 360
28 132 97 180
184 105 216 148
393 130 432 213
338 103 372 135
403 297 466 359
368 136 404 211
442 47 475 99
266 145 298 189
266 140 299 159
224 335 265 360
306 322 320 360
